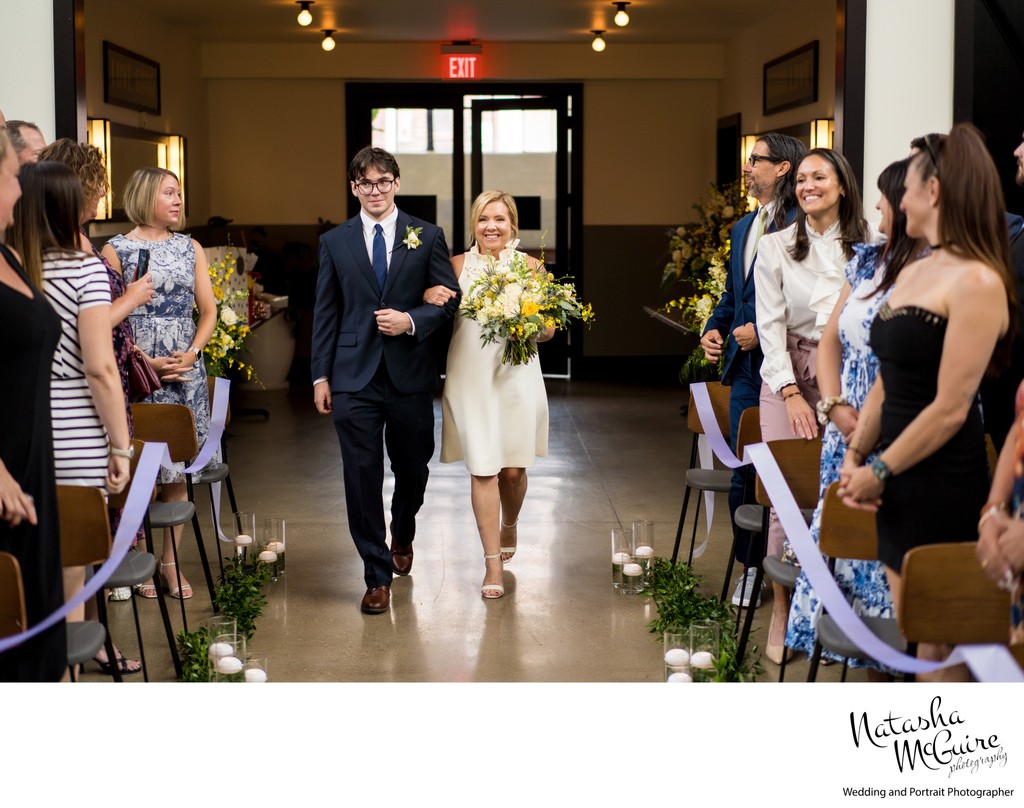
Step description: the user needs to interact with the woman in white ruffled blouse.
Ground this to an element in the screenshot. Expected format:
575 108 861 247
753 147 877 662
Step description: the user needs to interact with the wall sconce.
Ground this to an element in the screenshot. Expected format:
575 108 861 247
295 1 314 27
321 29 336 51
740 134 759 164
162 135 186 205
591 30 607 52
87 118 112 220
810 118 835 149
612 2 631 27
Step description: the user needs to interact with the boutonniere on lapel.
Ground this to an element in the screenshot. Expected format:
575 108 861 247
402 225 423 250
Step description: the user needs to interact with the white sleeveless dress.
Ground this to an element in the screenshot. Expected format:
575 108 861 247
441 240 548 476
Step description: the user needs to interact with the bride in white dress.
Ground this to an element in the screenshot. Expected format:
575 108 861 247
428 191 552 599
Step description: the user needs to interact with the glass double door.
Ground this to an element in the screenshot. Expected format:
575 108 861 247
346 83 580 376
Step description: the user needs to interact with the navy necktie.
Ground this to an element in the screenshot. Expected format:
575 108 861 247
372 223 387 292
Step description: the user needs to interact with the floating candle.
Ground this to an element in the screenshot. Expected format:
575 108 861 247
208 642 233 658
690 650 715 669
611 552 630 565
234 534 253 546
634 545 654 558
244 668 268 683
266 542 285 553
623 563 643 577
215 655 243 675
664 648 690 667
667 671 693 683
258 550 278 563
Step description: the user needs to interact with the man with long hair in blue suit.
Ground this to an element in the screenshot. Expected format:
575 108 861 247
699 133 806 608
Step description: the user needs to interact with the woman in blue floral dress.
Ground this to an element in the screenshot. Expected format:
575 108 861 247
103 168 217 600
785 159 926 669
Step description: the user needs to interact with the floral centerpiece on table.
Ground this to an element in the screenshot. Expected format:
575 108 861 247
659 179 751 381
460 242 595 366
197 240 255 380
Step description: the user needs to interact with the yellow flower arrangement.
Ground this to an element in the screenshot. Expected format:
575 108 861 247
660 179 750 380
197 241 255 380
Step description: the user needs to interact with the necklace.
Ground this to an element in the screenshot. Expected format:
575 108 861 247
928 243 942 250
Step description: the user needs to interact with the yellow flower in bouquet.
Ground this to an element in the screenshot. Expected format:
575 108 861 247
197 242 255 380
460 248 595 366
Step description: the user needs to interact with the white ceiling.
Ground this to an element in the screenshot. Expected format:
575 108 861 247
125 0 788 45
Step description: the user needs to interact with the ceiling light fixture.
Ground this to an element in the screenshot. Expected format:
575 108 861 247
321 29 336 51
591 30 607 52
295 1 314 27
612 2 631 27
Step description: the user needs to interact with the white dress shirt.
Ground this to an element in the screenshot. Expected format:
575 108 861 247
359 206 399 269
755 219 880 393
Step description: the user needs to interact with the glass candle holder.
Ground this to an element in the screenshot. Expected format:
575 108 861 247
233 511 257 560
689 619 721 682
610 527 632 590
663 630 692 682
632 520 655 585
209 633 247 682
244 656 269 683
262 516 286 581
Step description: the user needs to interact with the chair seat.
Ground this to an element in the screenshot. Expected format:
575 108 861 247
148 500 196 528
66 620 106 665
763 555 801 589
818 613 905 662
104 550 158 588
684 468 732 492
193 462 230 484
734 503 764 532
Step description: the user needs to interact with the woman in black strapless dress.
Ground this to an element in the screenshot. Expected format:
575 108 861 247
838 125 1016 625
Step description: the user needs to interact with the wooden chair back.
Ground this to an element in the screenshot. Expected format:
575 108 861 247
0 552 27 639
57 486 111 568
686 381 731 439
131 403 198 464
899 542 1010 645
106 439 149 511
754 437 822 511
818 481 878 561
735 407 761 460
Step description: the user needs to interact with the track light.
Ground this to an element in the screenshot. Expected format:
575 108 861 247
612 2 631 27
591 30 607 52
295 1 314 27
321 29 336 51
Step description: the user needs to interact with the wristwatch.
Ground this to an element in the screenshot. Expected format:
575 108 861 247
110 445 135 459
870 457 892 482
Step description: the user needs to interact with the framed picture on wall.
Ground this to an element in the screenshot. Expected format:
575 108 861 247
763 41 818 116
103 41 161 114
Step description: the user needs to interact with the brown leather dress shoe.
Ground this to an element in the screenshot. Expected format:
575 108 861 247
391 543 414 576
360 585 391 614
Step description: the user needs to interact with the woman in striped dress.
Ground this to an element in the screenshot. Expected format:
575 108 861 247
9 161 133 672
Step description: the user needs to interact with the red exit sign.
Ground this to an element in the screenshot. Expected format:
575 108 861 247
445 54 479 79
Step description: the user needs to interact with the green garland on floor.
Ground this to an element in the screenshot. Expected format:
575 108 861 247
176 554 272 682
643 557 763 682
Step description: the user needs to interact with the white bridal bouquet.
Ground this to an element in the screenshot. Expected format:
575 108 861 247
460 246 594 366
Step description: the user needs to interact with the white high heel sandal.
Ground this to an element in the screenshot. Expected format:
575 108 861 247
481 552 504 599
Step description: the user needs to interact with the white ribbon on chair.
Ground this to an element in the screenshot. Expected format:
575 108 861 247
746 441 1024 682
0 441 172 654
187 376 232 543
689 383 748 559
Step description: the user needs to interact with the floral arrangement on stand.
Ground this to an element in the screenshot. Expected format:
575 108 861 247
659 179 750 382
199 240 256 381
460 246 595 366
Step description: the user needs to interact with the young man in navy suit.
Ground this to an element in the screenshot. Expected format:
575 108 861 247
699 133 806 608
312 147 460 614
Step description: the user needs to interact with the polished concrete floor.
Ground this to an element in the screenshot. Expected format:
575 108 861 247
89 379 869 683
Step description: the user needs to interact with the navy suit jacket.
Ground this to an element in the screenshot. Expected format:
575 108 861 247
311 209 460 394
702 206 795 384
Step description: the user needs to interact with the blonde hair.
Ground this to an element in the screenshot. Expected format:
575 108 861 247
469 190 518 248
122 166 185 230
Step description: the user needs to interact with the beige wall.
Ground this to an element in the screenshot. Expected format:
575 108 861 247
84 0 211 224
718 0 837 136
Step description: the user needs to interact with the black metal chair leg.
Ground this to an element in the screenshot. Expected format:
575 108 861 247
168 529 189 632
95 594 123 683
186 478 219 611
806 640 823 682
128 593 149 682
671 437 700 564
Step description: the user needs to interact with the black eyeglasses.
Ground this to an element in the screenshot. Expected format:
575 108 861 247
921 134 941 174
354 178 395 195
747 153 781 166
